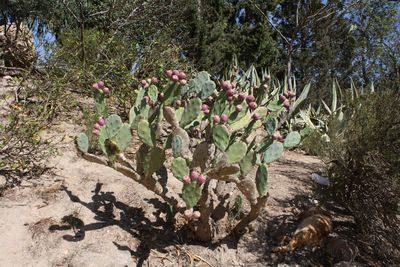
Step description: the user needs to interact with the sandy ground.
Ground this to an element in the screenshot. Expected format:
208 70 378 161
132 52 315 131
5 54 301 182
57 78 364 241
0 76 358 267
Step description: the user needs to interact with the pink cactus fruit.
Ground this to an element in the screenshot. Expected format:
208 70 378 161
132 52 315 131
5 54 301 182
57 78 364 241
93 123 101 130
221 80 232 91
272 131 282 141
192 211 201 220
252 112 261 120
197 175 206 185
143 95 150 103
92 129 100 136
97 81 105 88
287 91 296 98
283 99 290 109
246 95 255 104
184 209 193 220
151 77 159 84
236 105 243 112
180 79 187 86
92 83 99 91
202 104 209 112
248 102 258 110
190 170 200 181
183 175 191 184
227 89 235 97
238 93 246 102
97 117 106 126
220 114 228 123
165 69 173 77
283 92 289 98
172 75 179 82
158 92 164 100
213 115 220 124
279 95 287 103
175 99 182 107
172 70 180 76
102 87 110 94
265 74 271 81
178 71 187 80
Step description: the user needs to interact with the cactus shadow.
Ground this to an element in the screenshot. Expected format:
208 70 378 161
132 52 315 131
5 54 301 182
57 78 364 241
49 183 180 266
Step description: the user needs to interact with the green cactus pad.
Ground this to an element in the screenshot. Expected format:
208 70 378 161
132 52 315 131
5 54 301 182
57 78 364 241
182 182 202 209
76 133 89 153
106 115 123 138
163 106 179 128
239 150 255 175
263 141 284 163
175 107 184 122
95 95 107 116
129 106 136 126
267 100 284 112
212 125 230 151
284 131 301 148
180 97 202 128
135 88 146 108
163 83 180 106
230 112 252 132
226 141 247 164
256 164 269 196
255 107 268 119
171 157 189 180
187 71 216 99
265 117 277 135
171 135 183 157
98 127 109 155
143 146 165 177
148 85 158 103
137 120 155 147
113 124 132 152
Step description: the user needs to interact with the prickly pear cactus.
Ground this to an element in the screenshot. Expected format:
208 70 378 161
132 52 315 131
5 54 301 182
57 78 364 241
77 68 310 239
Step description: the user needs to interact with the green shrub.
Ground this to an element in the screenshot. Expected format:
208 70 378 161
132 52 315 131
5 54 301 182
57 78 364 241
321 92 400 262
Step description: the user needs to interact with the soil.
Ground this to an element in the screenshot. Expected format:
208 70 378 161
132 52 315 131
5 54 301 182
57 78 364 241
0 77 361 267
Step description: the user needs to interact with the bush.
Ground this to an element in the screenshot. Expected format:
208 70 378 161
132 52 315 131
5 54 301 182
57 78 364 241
321 92 400 262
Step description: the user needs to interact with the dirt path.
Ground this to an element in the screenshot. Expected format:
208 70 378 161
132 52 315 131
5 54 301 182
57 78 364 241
0 117 324 266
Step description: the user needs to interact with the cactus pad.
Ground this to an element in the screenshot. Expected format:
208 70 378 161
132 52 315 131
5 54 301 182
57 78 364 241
180 97 202 128
212 125 230 151
171 157 189 180
76 133 89 153
137 119 155 147
239 150 255 175
226 141 247 164
283 131 301 148
256 164 268 196
148 85 158 103
182 182 202 209
171 135 183 157
263 141 284 163
187 71 216 99
113 124 132 151
143 146 165 177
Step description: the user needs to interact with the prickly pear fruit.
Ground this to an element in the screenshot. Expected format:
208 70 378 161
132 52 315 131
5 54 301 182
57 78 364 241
236 105 243 112
183 175 191 184
287 91 296 98
202 104 209 111
190 170 200 181
221 81 231 91
279 95 287 102
92 83 99 90
249 102 258 110
92 129 100 136
197 175 206 185
97 81 104 88
220 114 228 123
98 117 106 126
94 123 101 130
284 92 289 98
227 96 234 102
180 79 187 86
143 96 150 103
238 93 246 101
265 74 271 81
172 70 180 76
192 211 201 219
213 115 221 124
272 131 282 141
141 80 147 87
246 95 255 103
178 72 187 80
172 75 179 82
227 89 235 97
102 87 110 94
252 113 260 120
283 99 290 109
151 77 159 84
158 92 164 100
165 70 173 77
184 209 193 219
